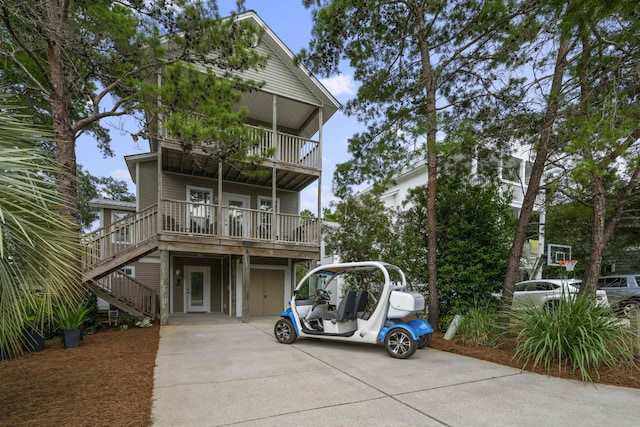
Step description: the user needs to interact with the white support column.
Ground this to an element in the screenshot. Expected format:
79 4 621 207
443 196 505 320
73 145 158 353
317 107 323 257
217 161 223 235
272 95 277 241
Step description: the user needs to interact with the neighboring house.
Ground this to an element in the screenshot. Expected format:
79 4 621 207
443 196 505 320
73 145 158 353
84 11 340 324
360 141 545 278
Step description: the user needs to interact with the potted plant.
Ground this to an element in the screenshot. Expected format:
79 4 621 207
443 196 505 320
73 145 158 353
54 301 91 349
23 295 47 352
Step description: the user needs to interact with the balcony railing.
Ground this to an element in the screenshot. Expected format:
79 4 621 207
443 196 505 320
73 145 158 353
81 204 158 269
245 125 320 169
81 201 319 273
161 124 320 170
161 199 319 244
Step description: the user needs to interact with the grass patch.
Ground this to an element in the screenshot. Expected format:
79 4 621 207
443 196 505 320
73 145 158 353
457 306 500 347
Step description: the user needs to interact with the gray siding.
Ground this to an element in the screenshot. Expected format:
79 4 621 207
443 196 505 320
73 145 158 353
134 258 161 292
238 42 319 106
138 160 158 209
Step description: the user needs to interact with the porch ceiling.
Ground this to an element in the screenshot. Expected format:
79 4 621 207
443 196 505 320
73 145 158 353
238 91 319 139
162 148 319 192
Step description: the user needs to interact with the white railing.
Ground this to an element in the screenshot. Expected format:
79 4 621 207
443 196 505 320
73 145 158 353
161 199 319 244
92 271 157 318
81 204 158 269
246 125 320 169
82 201 318 271
161 199 217 235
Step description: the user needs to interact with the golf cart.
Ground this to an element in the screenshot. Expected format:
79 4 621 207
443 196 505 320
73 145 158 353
274 261 433 359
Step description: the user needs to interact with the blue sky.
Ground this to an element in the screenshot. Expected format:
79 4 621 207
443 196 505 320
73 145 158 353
76 0 361 213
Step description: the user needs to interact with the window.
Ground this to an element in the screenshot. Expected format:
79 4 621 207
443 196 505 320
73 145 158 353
117 266 135 278
187 186 213 233
258 196 280 239
599 277 627 288
112 211 131 243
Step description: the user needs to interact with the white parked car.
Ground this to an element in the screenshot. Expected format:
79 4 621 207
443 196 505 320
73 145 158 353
511 279 609 310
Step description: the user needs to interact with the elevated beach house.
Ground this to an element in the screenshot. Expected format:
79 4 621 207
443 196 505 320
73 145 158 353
83 11 340 324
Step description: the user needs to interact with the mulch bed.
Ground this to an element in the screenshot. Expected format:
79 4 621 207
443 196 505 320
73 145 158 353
0 324 159 427
430 332 640 389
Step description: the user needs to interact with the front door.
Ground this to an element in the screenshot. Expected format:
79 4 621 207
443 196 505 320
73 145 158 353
222 193 251 237
185 266 210 312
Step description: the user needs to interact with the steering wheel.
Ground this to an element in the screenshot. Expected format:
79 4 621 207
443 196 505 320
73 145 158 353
315 288 331 302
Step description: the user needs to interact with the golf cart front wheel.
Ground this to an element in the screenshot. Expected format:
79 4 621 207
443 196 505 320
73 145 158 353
384 328 417 359
274 318 297 344
417 332 432 349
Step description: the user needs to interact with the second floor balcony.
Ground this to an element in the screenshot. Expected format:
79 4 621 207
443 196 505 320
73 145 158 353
158 125 321 192
81 200 320 273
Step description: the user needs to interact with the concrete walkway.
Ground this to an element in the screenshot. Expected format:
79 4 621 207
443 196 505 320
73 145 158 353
152 315 640 426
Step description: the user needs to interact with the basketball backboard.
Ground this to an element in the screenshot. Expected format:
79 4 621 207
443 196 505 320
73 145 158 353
547 244 572 267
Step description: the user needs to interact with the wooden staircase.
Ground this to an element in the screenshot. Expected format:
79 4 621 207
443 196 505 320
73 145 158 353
81 205 159 318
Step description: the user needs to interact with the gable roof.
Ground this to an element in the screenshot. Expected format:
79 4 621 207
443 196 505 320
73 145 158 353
234 11 341 138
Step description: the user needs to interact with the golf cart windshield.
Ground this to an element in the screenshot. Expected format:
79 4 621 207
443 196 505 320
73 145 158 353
296 271 337 300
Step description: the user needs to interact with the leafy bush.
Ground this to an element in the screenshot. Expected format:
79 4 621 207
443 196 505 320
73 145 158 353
510 292 637 382
53 300 92 331
456 306 500 347
114 315 139 330
114 315 153 330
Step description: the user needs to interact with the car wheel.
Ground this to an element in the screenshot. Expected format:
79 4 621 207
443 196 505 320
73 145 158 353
621 301 640 317
384 328 417 359
274 318 297 344
417 332 432 349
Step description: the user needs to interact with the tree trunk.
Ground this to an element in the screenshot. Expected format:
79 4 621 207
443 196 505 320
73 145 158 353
581 177 606 294
46 1 81 276
416 8 439 328
582 131 640 293
501 37 571 314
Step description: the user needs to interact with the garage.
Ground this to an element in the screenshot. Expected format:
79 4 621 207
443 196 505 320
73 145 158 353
249 269 285 315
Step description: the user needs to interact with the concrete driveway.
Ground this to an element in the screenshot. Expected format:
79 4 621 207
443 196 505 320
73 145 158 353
152 315 639 426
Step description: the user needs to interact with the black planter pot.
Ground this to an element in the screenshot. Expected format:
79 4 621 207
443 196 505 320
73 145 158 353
0 347 11 361
24 328 46 352
62 329 81 349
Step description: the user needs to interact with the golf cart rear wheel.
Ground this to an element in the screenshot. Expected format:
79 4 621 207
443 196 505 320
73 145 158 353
384 328 417 359
274 318 297 344
417 332 432 349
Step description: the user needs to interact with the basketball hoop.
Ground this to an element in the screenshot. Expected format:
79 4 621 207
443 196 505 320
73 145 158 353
558 260 578 272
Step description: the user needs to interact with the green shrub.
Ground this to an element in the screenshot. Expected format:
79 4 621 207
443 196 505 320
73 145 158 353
510 292 637 382
53 300 92 330
114 315 139 330
457 306 500 347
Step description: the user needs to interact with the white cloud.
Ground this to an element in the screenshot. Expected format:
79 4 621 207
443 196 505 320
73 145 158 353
110 169 136 193
320 74 356 97
111 168 131 181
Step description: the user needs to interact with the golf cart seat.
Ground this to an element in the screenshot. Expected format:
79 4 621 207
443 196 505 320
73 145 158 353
353 290 369 319
323 290 357 322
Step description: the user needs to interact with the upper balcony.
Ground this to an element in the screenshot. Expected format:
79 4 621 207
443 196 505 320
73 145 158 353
158 124 321 192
